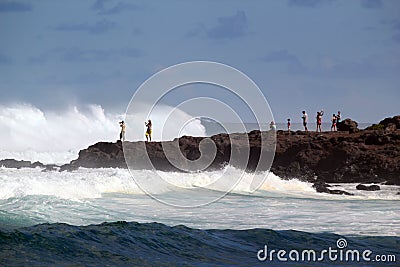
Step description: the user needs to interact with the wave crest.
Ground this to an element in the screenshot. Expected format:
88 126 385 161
0 103 206 164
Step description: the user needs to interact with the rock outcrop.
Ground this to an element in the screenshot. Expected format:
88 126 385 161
0 159 59 171
3 116 399 190
312 181 353 195
337 118 359 133
356 184 381 191
58 116 400 186
366 115 400 132
0 159 44 169
60 141 126 172
272 129 400 185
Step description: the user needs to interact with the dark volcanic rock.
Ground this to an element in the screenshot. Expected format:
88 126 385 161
0 158 62 172
0 159 44 169
356 184 381 191
59 116 400 186
60 141 126 171
313 181 354 195
366 115 400 132
378 115 400 129
337 118 359 133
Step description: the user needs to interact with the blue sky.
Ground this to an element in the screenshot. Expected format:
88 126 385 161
0 0 399 123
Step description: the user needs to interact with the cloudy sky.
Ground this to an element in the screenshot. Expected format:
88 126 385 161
0 0 399 123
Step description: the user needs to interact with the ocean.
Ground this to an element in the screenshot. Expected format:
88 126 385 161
0 166 399 266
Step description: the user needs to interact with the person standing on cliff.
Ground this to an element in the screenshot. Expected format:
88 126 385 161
331 114 337 132
119 121 126 141
287 118 291 133
145 119 152 142
270 121 276 131
302 111 308 132
336 111 341 124
316 110 324 132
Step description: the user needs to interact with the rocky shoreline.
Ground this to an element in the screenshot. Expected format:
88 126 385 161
1 116 399 194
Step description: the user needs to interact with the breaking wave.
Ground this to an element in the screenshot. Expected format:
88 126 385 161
0 103 206 164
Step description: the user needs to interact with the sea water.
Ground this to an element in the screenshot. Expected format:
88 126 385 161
1 166 399 234
0 166 399 266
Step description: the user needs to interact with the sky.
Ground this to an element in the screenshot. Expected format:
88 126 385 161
0 0 399 123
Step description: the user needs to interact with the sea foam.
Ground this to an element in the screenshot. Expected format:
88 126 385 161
0 103 206 164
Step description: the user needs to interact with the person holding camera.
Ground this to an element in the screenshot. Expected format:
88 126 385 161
119 121 126 141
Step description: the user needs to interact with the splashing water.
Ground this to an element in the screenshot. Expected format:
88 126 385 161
0 103 206 164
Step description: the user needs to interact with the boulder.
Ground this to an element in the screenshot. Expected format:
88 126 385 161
0 159 43 169
337 118 359 133
356 184 380 191
313 181 353 195
378 115 400 130
385 123 397 132
366 115 400 131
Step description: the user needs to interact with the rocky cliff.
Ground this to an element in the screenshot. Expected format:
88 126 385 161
58 116 400 186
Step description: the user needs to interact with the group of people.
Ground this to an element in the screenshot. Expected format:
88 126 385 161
120 109 342 141
270 110 342 133
118 119 152 142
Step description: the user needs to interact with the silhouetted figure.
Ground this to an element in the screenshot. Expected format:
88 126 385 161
331 114 337 131
119 121 126 141
145 119 152 142
302 111 308 132
287 118 291 133
269 121 276 131
316 110 324 132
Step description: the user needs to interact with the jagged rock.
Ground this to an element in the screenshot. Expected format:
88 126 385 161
0 159 44 169
356 184 381 191
337 118 359 133
378 115 400 130
366 115 400 131
2 117 397 190
59 164 79 172
53 116 400 186
313 181 353 195
32 161 45 168
385 123 397 132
